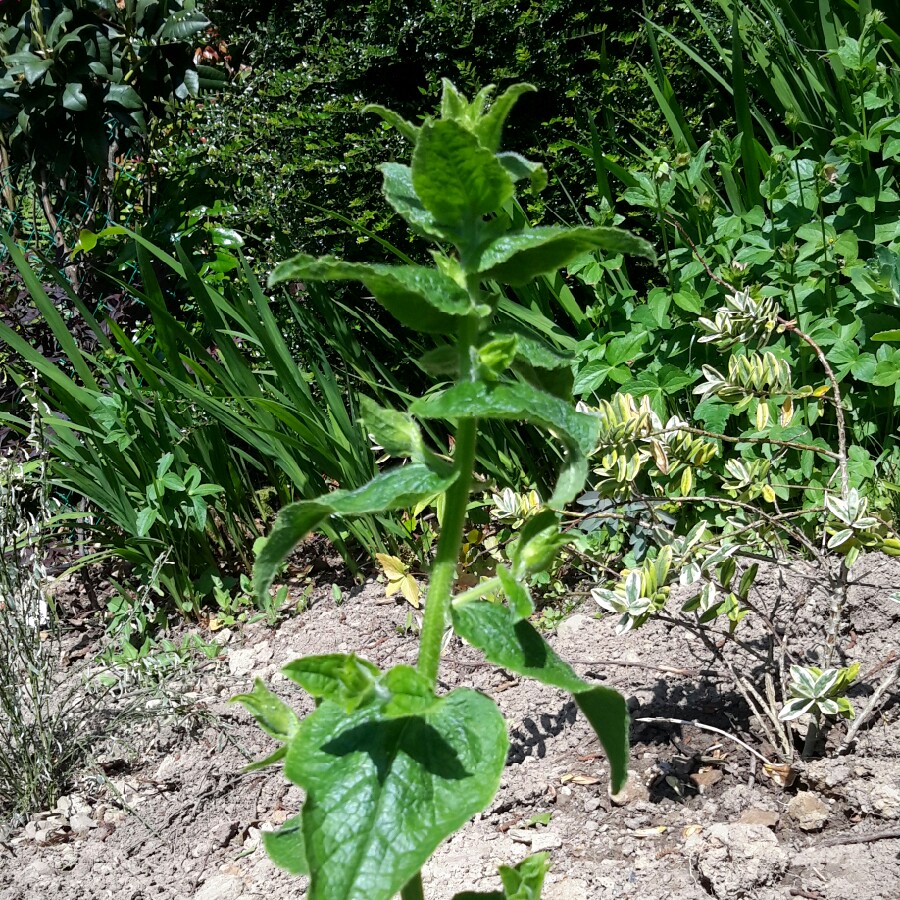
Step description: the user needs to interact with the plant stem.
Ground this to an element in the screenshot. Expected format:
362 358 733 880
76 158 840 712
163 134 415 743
802 716 820 760
401 872 426 900
418 316 479 687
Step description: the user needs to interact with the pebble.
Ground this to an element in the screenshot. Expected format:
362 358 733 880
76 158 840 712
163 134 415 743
610 770 650 806
787 791 829 831
69 813 97 833
530 830 564 853
194 874 245 900
555 614 591 640
739 808 779 829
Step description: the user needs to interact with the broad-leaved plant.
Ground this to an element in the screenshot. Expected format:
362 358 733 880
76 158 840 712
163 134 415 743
234 80 656 900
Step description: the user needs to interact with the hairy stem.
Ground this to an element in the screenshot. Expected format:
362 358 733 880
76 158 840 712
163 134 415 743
418 317 479 686
802 716 820 760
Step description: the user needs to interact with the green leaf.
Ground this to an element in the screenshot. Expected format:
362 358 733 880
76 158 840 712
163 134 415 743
106 84 142 110
268 254 475 334
509 510 569 578
5 52 53 84
411 381 598 457
498 852 551 900
450 601 629 793
285 689 508 900
359 396 424 459
135 506 158 538
254 464 458 603
497 564 534 621
254 499 333 603
262 814 309 876
379 665 441 717
497 152 548 193
451 600 585 693
282 654 381 712
365 104 420 143
231 679 300 741
574 688 630 796
159 9 210 40
477 226 656 286
412 120 514 225
379 163 449 241
242 745 288 773
62 82 88 112
476 83 537 152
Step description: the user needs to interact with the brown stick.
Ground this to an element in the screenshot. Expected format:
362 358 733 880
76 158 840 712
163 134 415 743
816 827 900 848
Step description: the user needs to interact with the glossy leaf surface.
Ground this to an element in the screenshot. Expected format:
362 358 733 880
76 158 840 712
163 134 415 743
285 688 508 900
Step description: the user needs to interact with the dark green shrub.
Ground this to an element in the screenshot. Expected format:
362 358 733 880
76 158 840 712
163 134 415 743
0 0 221 260
159 0 724 265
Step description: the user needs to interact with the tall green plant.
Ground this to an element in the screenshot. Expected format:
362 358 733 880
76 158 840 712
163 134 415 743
236 81 655 899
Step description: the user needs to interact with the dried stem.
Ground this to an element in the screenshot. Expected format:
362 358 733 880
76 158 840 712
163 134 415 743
634 716 773 765
839 657 900 752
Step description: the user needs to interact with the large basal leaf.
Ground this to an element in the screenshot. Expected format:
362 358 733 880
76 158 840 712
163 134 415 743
268 254 473 334
412 119 514 225
254 464 457 602
451 600 629 793
284 688 508 900
477 226 656 286
410 381 599 457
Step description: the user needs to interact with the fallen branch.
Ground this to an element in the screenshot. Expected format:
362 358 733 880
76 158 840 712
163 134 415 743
816 827 900 848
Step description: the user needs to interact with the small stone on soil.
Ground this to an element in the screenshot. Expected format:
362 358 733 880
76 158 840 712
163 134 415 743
738 808 779 829
194 873 244 900
787 791 829 831
530 830 563 852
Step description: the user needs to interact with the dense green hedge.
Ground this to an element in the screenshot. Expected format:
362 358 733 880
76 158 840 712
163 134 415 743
157 1 725 263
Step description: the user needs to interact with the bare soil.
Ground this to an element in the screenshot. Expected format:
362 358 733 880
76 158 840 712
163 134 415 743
2 553 900 900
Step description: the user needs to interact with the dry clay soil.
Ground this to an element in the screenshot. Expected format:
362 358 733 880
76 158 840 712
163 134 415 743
2 553 900 900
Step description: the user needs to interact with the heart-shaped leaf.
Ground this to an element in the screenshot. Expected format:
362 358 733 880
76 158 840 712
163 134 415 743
284 688 508 900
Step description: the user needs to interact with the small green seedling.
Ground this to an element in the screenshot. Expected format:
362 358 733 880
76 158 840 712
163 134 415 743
234 80 655 900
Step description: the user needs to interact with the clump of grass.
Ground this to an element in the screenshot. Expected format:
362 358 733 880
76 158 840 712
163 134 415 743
0 423 77 823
